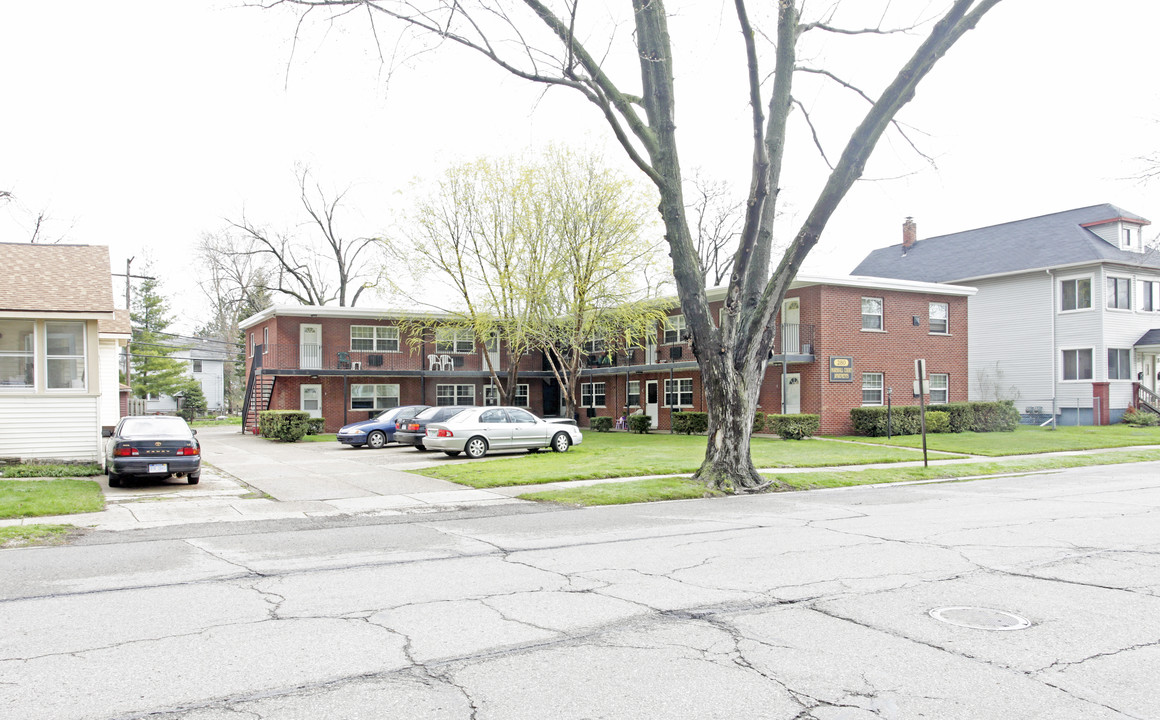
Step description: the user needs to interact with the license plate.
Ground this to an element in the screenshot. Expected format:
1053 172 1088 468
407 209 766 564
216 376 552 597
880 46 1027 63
147 463 168 473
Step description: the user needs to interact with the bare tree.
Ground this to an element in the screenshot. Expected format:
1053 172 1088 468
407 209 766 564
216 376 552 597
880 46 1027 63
229 167 383 306
270 0 1003 491
0 189 71 244
687 172 745 287
197 231 273 412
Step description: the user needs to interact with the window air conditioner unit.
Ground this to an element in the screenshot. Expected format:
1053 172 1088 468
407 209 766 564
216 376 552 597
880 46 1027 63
351 361 362 370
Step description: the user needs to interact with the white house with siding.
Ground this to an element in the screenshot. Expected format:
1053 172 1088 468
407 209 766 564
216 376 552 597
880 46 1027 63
853 205 1160 424
144 340 229 414
0 243 127 461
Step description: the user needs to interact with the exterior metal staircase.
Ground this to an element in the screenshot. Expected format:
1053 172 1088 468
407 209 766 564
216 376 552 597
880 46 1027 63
241 346 275 434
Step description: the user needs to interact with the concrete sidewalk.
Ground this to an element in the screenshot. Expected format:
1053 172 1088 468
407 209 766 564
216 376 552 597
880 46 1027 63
4 429 1157 532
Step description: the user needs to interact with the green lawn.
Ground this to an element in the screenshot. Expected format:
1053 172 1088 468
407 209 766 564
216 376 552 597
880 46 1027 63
521 448 1160 506
190 417 243 427
830 424 1160 456
0 524 77 548
0 479 106 519
303 434 338 443
418 432 964 488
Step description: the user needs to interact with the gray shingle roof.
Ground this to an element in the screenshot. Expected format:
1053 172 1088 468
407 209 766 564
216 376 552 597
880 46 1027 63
1136 329 1160 347
851 204 1158 283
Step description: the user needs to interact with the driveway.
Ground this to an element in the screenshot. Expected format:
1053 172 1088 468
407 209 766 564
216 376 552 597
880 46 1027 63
197 426 467 502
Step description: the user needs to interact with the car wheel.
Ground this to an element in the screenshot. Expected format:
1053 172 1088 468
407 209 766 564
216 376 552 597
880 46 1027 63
465 436 488 459
444 450 461 457
551 432 571 453
187 473 200 485
367 431 387 449
107 471 122 488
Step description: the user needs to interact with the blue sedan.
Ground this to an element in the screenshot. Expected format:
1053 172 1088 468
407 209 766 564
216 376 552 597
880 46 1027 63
337 405 430 449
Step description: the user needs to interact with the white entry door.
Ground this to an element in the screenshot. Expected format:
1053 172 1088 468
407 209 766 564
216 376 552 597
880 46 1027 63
782 373 801 414
300 324 322 370
1144 354 1157 394
300 384 322 419
781 298 800 354
645 380 660 429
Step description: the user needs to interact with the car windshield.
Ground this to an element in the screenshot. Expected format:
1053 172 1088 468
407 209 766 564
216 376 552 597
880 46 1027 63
119 417 193 438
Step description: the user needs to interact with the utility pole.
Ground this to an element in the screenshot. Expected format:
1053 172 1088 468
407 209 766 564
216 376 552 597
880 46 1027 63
110 257 155 390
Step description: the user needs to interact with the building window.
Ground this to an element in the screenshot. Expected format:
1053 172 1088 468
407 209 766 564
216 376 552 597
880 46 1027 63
1124 227 1132 247
929 373 948 404
1062 349 1093 381
582 338 605 354
929 302 949 334
1142 281 1159 312
484 383 529 407
1107 277 1131 310
192 360 203 373
861 298 883 330
581 382 606 408
263 327 269 353
663 315 686 344
351 383 400 410
664 378 694 407
436 384 475 406
1108 349 1132 380
45 321 86 391
1060 277 1091 311
351 325 400 352
250 332 255 358
0 319 35 389
861 372 883 405
627 380 640 407
435 327 474 354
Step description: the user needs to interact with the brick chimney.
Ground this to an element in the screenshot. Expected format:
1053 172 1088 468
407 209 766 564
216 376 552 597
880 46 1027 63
902 217 917 251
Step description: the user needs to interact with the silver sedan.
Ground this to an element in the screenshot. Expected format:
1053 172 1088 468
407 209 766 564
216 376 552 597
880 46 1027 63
424 406 583 458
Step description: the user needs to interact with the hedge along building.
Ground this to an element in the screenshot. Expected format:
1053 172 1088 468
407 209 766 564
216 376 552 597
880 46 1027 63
237 275 973 436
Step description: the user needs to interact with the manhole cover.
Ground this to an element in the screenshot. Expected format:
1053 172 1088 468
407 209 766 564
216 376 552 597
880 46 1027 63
929 606 1031 631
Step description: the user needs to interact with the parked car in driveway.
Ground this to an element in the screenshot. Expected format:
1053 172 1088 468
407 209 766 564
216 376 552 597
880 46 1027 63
424 406 582 458
396 405 475 451
103 415 201 487
337 404 430 449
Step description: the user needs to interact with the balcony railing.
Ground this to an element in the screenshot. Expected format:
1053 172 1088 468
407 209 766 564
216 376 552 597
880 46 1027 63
772 323 816 356
254 344 493 373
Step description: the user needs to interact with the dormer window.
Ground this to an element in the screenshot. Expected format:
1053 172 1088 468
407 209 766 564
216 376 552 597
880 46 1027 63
1124 227 1132 248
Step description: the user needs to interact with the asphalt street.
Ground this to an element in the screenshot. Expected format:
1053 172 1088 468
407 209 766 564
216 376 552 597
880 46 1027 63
2 461 1158 719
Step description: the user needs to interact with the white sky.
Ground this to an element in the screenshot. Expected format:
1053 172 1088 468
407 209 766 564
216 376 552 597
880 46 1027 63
2 1 1158 332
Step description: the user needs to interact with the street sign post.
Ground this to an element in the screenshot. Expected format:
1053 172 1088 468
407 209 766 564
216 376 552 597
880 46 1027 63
915 358 928 467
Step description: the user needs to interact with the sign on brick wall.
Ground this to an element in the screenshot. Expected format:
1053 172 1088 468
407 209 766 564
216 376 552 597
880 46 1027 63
829 356 853 382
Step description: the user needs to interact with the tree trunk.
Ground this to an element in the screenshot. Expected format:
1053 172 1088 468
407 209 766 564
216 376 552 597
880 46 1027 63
693 354 785 492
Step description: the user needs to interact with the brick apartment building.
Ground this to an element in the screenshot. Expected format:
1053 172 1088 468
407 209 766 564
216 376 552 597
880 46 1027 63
239 275 972 436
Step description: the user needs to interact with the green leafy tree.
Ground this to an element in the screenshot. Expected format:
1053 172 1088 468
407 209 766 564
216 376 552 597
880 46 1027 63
176 378 208 421
130 271 189 400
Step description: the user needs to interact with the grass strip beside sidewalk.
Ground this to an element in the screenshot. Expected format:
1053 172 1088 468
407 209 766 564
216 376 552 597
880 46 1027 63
518 448 1160 506
829 424 1160 456
0 479 106 519
0 524 78 549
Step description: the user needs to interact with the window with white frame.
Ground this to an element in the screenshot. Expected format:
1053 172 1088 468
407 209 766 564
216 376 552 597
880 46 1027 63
663 315 686 344
1106 276 1131 310
351 325 400 352
929 373 948 404
1060 277 1091 311
249 332 255 358
484 383 529 407
0 319 35 389
861 298 883 330
929 302 949 334
1142 280 1159 312
582 338 605 354
627 380 640 407
1108 349 1132 380
435 327 474 354
1062 349 1093 381
581 382 606 408
192 360 203 373
351 383 400 410
436 384 475 406
1124 227 1133 248
45 321 86 390
263 327 268 353
664 378 694 407
861 372 883 405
